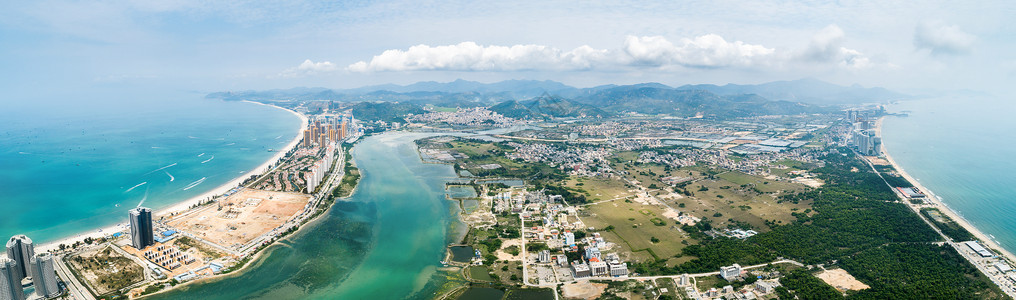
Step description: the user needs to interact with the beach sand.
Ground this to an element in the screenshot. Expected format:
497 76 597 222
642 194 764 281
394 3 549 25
37 103 308 253
876 116 1016 264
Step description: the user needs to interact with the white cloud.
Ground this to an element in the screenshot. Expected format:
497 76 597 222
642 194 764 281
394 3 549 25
798 25 872 69
279 59 339 77
914 21 975 55
346 42 608 72
336 26 880 74
623 35 775 68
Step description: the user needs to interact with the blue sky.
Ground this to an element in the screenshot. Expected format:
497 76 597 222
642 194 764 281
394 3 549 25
0 0 1012 95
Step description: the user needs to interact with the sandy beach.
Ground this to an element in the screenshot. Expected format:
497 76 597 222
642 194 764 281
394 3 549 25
37 103 308 253
876 116 1016 264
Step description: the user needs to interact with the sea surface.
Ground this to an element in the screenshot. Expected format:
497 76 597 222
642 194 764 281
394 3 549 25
0 92 302 243
881 96 1016 253
149 132 467 299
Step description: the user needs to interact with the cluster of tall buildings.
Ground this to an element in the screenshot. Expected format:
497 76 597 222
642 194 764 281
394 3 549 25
1 235 60 300
302 116 353 148
846 109 881 156
305 143 336 193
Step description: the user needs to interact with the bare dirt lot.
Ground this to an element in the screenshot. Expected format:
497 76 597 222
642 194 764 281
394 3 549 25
816 268 870 291
66 246 144 296
561 281 608 299
168 189 311 250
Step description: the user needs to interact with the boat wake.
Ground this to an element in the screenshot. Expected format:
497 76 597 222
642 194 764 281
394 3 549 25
198 153 205 157
144 163 177 175
201 156 214 164
165 171 175 182
183 177 206 191
125 182 147 193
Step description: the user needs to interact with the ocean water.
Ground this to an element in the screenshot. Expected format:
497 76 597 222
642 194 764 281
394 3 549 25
881 96 1016 253
149 132 466 299
0 92 302 243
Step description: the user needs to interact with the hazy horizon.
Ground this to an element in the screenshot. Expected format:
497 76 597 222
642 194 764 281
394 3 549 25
1 1 1014 100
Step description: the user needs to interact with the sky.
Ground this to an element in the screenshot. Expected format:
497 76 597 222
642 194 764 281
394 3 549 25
0 0 1013 97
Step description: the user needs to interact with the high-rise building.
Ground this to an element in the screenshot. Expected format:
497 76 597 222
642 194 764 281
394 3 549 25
5 235 34 281
30 253 58 298
328 128 337 141
129 207 155 250
302 129 312 148
0 257 25 300
340 121 348 140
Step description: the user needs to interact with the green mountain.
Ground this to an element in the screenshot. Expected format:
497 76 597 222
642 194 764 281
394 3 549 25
490 95 609 120
347 101 426 123
573 86 822 119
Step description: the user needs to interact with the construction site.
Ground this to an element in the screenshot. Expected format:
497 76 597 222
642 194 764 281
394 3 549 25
165 189 313 252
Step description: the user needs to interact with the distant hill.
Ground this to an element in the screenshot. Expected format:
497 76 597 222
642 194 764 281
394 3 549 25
347 102 426 123
207 78 905 106
490 94 610 120
573 86 821 118
675 78 909 105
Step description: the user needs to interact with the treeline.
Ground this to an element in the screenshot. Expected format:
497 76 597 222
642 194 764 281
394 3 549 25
840 244 1000 299
633 149 997 298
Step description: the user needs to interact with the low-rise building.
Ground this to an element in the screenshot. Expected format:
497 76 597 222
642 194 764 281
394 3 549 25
589 259 608 276
572 262 591 278
721 264 742 281
609 262 628 277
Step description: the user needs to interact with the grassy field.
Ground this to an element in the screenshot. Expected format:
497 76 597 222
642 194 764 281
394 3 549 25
581 199 695 261
561 176 633 201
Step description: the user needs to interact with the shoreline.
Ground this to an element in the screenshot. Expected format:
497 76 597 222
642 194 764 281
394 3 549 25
37 102 308 253
876 116 1016 264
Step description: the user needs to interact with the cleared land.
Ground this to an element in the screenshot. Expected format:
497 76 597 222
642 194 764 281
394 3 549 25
816 268 870 291
168 189 312 250
66 246 144 296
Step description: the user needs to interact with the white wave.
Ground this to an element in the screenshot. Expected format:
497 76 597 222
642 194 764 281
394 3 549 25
125 182 147 193
197 153 205 157
151 146 162 149
143 163 177 175
137 186 149 207
165 171 175 182
225 142 236 146
201 155 214 164
183 177 206 191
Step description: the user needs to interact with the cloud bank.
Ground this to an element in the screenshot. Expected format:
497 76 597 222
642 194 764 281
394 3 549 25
332 26 878 73
914 21 975 55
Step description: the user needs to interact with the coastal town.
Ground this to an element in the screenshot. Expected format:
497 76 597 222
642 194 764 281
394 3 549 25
1 105 363 300
4 97 1016 300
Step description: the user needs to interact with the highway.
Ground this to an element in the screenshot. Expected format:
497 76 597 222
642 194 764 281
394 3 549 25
54 255 95 300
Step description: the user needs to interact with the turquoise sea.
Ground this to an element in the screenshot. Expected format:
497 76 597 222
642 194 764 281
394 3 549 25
150 132 466 299
0 91 302 243
881 96 1016 254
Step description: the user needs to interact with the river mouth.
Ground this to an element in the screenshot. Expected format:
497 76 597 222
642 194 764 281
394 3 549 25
147 132 465 299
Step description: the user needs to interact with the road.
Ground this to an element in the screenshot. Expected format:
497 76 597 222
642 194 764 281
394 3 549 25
860 153 1016 298
54 255 95 300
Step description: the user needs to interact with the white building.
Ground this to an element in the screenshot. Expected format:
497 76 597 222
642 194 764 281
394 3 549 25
609 262 628 277
590 260 609 276
564 231 575 245
720 264 742 281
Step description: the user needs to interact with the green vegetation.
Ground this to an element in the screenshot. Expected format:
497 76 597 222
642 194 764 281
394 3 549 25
348 101 426 122
921 208 975 241
630 149 997 298
779 269 842 299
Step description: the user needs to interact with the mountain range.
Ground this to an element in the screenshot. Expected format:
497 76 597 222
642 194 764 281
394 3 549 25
206 78 906 121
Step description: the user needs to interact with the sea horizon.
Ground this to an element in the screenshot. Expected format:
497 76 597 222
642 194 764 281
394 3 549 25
0 91 303 244
882 96 1016 255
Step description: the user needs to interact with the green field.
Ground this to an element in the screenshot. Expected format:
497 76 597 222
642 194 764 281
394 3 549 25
582 199 695 261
